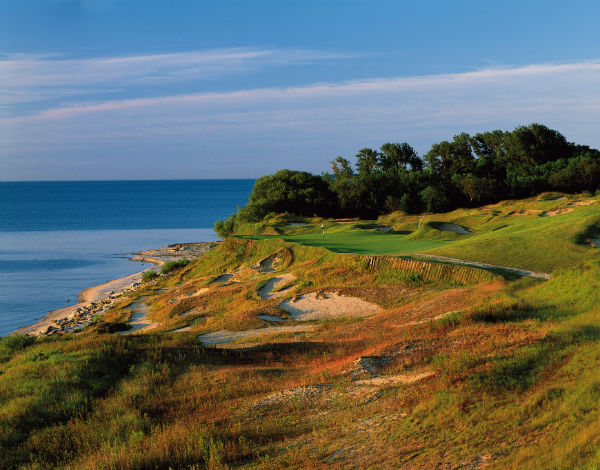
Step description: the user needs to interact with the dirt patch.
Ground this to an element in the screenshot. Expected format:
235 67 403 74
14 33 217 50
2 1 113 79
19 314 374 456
253 385 329 410
258 274 295 300
280 291 382 321
198 325 315 345
349 355 393 379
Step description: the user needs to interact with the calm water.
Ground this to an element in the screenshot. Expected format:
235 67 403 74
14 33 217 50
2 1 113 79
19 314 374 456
0 180 254 335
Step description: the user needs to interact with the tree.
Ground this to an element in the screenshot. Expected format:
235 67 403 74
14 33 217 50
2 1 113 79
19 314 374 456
458 175 496 204
420 186 449 212
379 142 422 172
503 123 574 166
425 133 475 181
355 148 380 175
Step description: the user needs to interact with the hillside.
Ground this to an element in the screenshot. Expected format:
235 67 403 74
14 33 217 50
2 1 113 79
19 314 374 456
1 193 599 469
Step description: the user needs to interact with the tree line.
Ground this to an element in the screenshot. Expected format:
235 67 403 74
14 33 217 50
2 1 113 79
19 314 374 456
215 123 600 237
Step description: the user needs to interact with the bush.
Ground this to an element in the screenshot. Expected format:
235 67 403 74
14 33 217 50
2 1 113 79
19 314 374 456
0 334 36 362
161 258 190 274
142 271 158 282
214 213 236 238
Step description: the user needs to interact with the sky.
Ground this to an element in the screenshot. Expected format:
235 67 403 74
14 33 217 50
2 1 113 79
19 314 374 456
2 0 600 181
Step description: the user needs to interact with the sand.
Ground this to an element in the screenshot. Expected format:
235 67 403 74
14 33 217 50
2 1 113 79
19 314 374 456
280 291 382 321
258 274 295 300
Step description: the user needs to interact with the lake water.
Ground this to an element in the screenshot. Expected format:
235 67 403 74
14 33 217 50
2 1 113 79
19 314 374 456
0 180 254 335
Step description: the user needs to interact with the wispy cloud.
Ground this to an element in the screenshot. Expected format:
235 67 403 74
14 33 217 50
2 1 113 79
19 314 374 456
2 59 600 179
0 48 353 108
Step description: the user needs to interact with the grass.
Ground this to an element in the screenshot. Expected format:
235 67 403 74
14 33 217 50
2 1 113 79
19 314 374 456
160 258 191 274
2 193 600 469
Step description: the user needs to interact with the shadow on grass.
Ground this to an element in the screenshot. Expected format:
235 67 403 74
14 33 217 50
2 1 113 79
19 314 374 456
470 302 571 323
474 325 600 393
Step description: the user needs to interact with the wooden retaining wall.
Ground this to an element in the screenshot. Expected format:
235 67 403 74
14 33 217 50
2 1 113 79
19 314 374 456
362 256 500 285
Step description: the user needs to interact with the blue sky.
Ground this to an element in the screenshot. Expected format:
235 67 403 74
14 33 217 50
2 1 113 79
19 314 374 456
2 0 600 180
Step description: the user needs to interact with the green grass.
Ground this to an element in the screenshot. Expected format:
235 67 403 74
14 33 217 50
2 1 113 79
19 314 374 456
2 194 600 470
238 194 599 274
239 223 451 255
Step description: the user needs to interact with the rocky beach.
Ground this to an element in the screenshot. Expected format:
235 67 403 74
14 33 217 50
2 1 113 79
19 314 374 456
13 242 215 337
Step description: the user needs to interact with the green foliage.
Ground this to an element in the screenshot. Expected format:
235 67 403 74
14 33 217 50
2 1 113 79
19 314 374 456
237 169 335 222
214 213 237 238
0 334 36 362
141 270 158 282
215 124 600 232
160 258 190 274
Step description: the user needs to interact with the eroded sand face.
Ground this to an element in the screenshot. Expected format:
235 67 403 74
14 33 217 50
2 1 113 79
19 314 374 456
258 274 295 300
280 291 382 321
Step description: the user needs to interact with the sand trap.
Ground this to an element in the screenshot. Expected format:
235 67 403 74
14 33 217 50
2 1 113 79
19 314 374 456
121 297 159 334
355 371 435 387
376 225 392 233
198 325 315 345
258 274 295 300
286 222 308 227
436 222 470 234
540 208 573 217
590 239 600 248
280 291 382 321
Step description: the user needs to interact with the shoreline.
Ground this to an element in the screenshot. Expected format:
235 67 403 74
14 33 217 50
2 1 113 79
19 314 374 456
12 242 215 336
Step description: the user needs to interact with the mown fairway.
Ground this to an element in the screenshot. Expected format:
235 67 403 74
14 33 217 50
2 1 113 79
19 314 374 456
241 224 451 255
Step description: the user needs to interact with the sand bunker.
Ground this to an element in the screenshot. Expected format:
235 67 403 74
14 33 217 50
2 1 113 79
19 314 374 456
286 222 308 227
590 239 600 248
280 291 382 321
540 208 573 217
121 297 159 334
258 274 295 300
436 222 470 234
198 325 315 345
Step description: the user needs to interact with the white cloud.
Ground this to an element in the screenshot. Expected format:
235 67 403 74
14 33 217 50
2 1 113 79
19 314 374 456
0 48 353 107
2 59 600 179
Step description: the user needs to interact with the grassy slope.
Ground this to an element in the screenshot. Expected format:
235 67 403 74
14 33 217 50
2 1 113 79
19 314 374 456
1 193 599 469
243 193 599 273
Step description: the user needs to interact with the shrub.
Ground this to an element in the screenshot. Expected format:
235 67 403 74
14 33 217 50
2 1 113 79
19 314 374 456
0 334 36 362
142 270 158 282
161 258 190 274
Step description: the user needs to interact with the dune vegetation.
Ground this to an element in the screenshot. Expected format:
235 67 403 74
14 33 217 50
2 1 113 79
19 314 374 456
1 191 599 469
